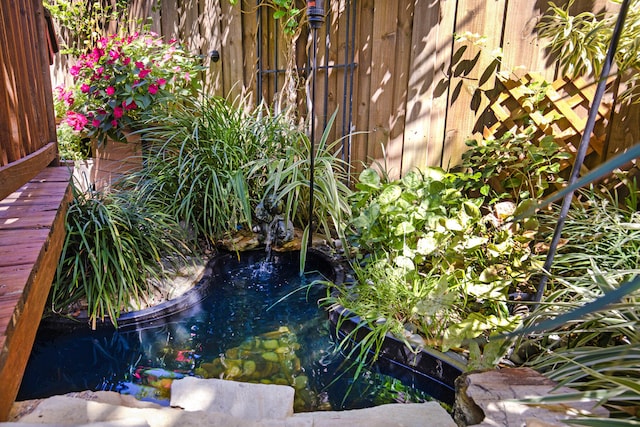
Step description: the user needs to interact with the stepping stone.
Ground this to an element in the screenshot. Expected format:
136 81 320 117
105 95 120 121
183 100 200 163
170 377 295 421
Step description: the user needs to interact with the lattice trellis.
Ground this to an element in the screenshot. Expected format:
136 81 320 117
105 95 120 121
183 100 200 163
484 73 612 177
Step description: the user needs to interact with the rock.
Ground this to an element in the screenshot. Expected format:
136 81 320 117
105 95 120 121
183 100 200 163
170 376 295 420
292 402 456 427
10 389 457 427
453 367 609 427
13 395 259 427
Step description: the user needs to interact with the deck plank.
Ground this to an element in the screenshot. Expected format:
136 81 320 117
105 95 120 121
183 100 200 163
0 166 71 420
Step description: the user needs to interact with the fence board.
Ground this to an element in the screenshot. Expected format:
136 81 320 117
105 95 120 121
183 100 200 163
241 1 258 108
366 2 399 174
200 0 222 96
221 1 244 103
384 0 414 178
352 0 374 176
442 0 506 169
501 1 555 81
403 0 457 174
160 0 179 41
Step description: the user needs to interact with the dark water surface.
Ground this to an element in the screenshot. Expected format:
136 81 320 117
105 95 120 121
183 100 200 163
19 250 438 411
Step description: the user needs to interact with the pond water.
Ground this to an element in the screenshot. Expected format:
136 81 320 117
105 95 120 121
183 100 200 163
19 250 442 412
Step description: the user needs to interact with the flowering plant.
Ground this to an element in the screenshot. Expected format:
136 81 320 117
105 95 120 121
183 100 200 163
58 32 203 144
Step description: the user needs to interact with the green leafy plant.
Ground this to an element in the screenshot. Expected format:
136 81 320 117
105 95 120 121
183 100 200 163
462 128 570 203
336 167 541 361
503 185 640 423
269 0 303 35
56 121 91 160
248 110 352 260
53 184 190 328
44 0 130 56
132 97 299 243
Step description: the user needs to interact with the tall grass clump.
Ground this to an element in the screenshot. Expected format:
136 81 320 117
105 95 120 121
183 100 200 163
512 187 640 422
134 98 351 255
135 97 315 244
53 184 190 328
248 110 352 253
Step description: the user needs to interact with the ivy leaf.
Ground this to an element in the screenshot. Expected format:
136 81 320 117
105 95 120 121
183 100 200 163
442 313 515 351
401 171 422 189
416 236 438 255
357 168 381 189
378 185 402 205
394 255 415 270
394 221 415 236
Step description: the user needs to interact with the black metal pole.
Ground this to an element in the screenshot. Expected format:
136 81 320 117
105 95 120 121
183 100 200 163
307 1 325 248
534 0 632 303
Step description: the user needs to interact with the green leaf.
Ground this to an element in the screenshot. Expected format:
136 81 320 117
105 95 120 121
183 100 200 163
394 221 415 236
416 236 438 255
378 185 402 205
394 255 415 270
357 168 381 189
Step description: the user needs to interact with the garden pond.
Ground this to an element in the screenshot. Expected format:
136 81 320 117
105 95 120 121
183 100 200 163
19 250 454 412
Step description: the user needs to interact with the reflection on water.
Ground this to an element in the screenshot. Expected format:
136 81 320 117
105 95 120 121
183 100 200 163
19 251 436 411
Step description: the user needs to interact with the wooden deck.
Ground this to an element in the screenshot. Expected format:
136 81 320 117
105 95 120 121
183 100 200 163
0 166 72 420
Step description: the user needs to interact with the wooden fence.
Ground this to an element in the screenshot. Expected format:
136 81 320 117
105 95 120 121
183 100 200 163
50 0 640 179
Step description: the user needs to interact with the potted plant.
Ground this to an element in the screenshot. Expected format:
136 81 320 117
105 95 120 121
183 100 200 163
57 31 203 188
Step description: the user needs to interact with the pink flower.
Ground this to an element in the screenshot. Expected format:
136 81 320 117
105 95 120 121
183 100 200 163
81 84 90 93
184 72 191 82
111 119 118 127
122 57 131 66
56 86 75 105
148 84 158 94
90 48 105 62
139 68 151 78
106 86 115 96
157 78 167 86
109 49 120 60
92 118 101 128
66 111 88 131
123 100 138 110
135 61 145 69
113 106 123 119
70 65 81 76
